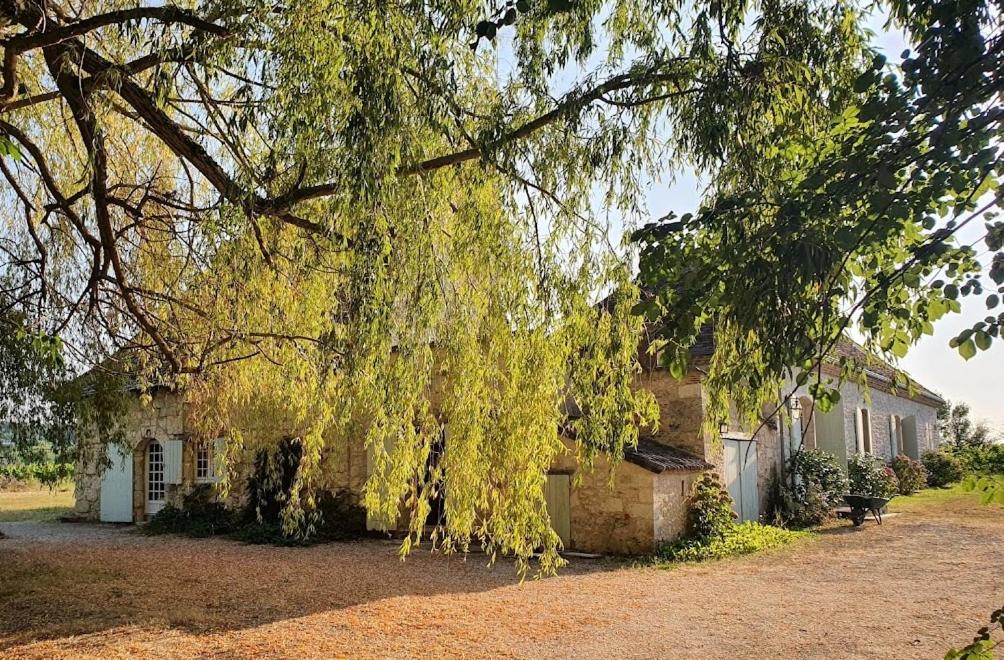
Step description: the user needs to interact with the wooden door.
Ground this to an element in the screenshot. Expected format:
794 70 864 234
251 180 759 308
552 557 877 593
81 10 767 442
723 438 759 522
544 473 571 547
99 444 134 522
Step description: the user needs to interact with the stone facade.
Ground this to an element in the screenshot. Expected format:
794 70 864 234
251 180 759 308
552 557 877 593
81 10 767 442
75 387 374 523
73 352 941 554
787 376 942 467
74 389 190 521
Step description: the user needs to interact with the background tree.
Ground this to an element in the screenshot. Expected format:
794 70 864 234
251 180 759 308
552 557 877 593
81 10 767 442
939 401 994 448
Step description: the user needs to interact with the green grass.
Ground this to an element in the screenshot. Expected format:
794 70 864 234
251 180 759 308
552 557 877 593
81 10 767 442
887 483 981 513
0 488 75 522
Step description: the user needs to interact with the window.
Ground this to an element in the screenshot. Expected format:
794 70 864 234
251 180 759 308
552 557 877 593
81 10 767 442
856 408 873 454
889 415 902 456
148 441 165 501
195 441 218 483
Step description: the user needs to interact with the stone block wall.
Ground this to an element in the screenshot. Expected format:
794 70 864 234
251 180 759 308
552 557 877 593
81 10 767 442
835 381 941 461
653 471 697 544
635 369 710 459
73 437 104 519
562 452 656 554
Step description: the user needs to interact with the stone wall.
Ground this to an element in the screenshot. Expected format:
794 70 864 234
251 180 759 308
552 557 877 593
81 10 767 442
785 378 942 463
653 471 697 544
73 437 104 519
551 446 656 554
835 381 940 461
635 368 711 458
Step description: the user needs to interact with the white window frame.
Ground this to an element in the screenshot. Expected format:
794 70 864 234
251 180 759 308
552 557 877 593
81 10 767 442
889 415 902 456
855 408 873 454
194 439 222 483
148 441 166 503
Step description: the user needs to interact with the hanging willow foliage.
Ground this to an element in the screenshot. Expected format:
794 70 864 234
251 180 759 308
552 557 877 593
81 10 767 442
0 0 908 571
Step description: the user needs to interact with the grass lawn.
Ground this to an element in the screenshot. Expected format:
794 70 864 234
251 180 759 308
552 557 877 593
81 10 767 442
0 488 75 523
888 483 986 514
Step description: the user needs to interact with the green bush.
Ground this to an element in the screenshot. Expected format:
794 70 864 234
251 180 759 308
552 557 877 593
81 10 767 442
890 454 927 495
952 443 1004 476
922 450 964 487
778 449 848 527
685 472 738 541
657 522 810 562
848 453 897 498
145 485 238 537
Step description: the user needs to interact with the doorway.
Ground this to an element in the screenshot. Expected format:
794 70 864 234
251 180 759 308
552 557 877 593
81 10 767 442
723 438 759 522
146 440 166 516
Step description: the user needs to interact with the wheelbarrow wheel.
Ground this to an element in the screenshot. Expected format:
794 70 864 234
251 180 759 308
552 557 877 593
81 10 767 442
851 512 866 526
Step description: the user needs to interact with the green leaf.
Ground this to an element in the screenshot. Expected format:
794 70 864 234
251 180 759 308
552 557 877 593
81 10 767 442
974 331 992 351
958 338 977 360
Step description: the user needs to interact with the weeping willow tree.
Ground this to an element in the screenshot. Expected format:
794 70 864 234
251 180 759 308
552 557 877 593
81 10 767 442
0 0 883 571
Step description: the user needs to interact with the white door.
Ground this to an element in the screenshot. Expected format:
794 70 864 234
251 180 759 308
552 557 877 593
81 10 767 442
723 438 760 522
99 444 134 522
146 441 166 516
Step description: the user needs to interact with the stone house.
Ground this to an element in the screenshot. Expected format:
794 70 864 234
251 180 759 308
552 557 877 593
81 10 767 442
74 335 943 555
786 338 945 468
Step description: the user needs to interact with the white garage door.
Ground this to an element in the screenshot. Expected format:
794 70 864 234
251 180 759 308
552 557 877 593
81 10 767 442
723 438 759 522
99 444 133 522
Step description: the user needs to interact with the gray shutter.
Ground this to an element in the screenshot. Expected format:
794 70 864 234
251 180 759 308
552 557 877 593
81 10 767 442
164 438 183 484
99 444 134 522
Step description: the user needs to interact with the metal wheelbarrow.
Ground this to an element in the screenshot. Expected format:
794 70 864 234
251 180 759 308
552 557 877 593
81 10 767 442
839 494 892 526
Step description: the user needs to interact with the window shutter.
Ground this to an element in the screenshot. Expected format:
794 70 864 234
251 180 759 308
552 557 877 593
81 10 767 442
213 437 226 482
854 409 864 454
164 438 183 484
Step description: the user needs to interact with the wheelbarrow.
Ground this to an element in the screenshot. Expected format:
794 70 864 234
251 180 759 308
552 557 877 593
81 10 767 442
838 494 892 526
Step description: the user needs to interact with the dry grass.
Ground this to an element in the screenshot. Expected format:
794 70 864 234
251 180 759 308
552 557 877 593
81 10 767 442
0 487 1001 659
0 489 74 523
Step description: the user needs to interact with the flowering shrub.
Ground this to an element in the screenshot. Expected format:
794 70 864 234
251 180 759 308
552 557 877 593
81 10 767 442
685 472 738 541
778 449 848 527
890 455 927 495
848 453 897 499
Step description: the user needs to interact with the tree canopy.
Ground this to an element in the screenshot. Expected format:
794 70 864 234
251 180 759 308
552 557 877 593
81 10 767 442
0 0 1000 571
634 0 1003 428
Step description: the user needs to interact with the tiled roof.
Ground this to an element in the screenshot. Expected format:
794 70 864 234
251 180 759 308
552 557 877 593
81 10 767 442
831 336 945 406
624 437 713 473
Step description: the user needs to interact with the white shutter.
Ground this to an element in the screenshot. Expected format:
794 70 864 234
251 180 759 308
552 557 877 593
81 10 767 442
213 437 226 481
888 416 896 457
854 409 864 454
164 438 183 484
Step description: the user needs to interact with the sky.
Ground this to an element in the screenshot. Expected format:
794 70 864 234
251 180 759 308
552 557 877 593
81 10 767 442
624 13 1003 432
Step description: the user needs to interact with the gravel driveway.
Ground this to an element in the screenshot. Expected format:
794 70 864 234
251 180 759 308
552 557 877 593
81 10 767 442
1 491 1002 658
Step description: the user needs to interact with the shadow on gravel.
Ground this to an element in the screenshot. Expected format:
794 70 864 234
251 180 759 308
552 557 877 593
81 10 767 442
0 520 621 648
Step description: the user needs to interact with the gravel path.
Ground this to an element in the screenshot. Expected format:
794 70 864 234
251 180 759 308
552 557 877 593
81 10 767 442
1 495 1002 658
